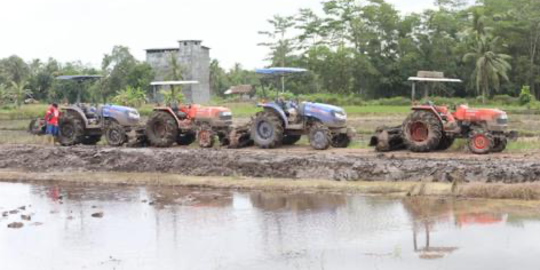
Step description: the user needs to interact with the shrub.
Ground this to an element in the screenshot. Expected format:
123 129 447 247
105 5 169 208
492 94 519 106
519 86 533 106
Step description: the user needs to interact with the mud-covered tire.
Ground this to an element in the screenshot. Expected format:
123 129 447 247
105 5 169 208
105 122 126 147
403 110 443 152
437 136 455 151
251 111 284 149
28 119 45 135
282 135 301 145
197 125 216 148
177 132 196 146
58 113 85 146
146 111 178 147
81 135 101 145
468 129 493 155
331 134 351 148
309 123 330 150
491 137 508 153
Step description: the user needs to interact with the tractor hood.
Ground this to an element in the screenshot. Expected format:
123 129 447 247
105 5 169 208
102 104 138 113
303 102 346 114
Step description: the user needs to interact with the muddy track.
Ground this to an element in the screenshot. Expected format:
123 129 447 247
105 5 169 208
0 144 539 183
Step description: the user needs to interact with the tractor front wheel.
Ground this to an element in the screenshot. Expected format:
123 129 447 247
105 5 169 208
402 110 443 152
468 129 493 155
491 137 508 153
146 111 179 147
251 111 284 149
198 125 216 148
309 123 330 150
58 113 85 146
105 122 126 147
331 134 352 148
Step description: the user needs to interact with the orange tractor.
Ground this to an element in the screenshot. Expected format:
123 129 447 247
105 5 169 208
145 81 250 148
371 102 517 154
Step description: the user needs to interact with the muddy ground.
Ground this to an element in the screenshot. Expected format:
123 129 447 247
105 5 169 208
0 144 539 183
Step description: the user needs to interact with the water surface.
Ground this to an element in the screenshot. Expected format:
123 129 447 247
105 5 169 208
0 182 539 270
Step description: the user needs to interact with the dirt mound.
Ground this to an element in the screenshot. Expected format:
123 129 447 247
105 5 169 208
0 145 539 183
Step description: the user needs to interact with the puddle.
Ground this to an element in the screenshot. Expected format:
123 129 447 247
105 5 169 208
0 182 539 270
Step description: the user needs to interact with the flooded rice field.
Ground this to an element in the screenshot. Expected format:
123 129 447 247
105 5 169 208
1 182 540 270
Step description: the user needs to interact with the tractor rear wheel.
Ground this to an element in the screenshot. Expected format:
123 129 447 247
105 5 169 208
402 110 443 152
492 137 508 153
146 111 178 147
105 122 126 147
282 135 301 145
177 132 196 146
309 122 330 150
198 124 216 148
58 113 85 146
251 111 284 149
468 129 493 155
331 134 352 148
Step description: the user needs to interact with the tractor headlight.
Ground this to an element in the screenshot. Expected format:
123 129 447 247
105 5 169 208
127 111 140 120
219 111 233 119
333 110 347 121
497 113 508 125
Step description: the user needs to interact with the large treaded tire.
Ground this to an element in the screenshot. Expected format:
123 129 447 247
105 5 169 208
282 135 301 145
197 124 216 148
28 119 45 135
492 137 508 153
251 111 284 149
402 110 443 152
309 122 330 150
146 111 178 147
331 134 351 148
468 128 493 155
105 121 127 147
58 113 85 146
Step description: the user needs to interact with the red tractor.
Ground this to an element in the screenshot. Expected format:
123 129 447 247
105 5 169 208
371 102 517 154
145 81 237 148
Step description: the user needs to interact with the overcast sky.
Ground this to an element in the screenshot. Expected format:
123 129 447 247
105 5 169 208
0 0 437 70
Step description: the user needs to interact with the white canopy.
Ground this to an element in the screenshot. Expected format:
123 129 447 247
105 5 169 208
151 81 199 86
408 77 462 83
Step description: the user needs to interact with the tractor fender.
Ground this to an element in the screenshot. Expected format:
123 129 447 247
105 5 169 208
411 106 444 125
62 107 89 128
153 107 182 126
260 103 288 128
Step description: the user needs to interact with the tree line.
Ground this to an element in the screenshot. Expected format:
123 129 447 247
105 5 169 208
253 0 540 100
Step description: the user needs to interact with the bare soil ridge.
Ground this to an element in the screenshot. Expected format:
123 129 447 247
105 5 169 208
0 145 539 183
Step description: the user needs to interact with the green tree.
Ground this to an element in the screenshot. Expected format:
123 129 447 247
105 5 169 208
9 81 32 108
463 35 512 103
113 86 146 107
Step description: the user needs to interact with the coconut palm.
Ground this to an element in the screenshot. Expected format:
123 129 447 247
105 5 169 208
463 35 512 103
0 83 8 105
9 81 32 108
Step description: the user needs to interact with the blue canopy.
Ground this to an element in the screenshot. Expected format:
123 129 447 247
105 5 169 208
254 67 308 75
56 75 102 81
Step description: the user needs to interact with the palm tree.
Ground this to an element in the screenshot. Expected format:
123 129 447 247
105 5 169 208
9 81 32 108
463 35 512 103
0 83 8 105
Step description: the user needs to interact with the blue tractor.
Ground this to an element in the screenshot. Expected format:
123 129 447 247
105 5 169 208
29 75 144 146
250 68 355 150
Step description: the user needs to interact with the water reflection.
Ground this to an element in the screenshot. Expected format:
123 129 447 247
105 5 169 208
1 182 540 270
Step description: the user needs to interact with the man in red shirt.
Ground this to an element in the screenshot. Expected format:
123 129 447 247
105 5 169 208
44 103 59 145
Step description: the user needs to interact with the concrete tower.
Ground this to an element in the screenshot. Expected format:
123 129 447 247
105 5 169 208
145 40 211 104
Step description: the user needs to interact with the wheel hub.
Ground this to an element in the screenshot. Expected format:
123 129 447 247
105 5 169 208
257 122 273 139
199 130 211 145
154 122 166 137
473 134 488 150
109 129 121 144
410 122 429 142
